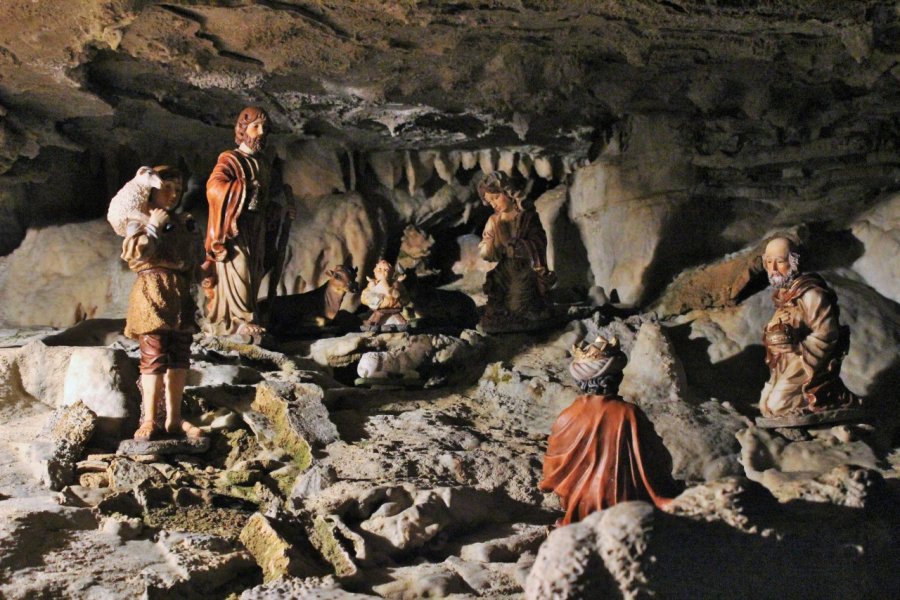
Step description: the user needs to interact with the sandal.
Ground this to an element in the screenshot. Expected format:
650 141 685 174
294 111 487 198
166 419 204 440
134 420 159 441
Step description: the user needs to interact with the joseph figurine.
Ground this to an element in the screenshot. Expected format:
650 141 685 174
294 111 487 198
203 106 289 339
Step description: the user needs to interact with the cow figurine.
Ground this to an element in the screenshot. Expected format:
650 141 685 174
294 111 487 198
264 264 359 337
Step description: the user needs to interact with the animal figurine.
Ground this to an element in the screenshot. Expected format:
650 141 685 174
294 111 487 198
264 264 359 337
106 166 163 236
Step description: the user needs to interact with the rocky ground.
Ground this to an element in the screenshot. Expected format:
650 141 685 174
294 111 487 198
0 303 897 599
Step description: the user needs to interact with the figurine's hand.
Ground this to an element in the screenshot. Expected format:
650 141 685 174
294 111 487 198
285 203 297 220
148 208 170 230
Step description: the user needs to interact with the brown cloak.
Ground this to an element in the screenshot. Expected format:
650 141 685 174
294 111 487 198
761 273 861 416
203 149 272 334
540 394 677 526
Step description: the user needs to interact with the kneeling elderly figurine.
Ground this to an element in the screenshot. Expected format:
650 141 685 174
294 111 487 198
540 336 677 526
758 237 864 424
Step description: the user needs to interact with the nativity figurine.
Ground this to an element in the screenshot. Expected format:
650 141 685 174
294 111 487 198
108 165 204 441
477 171 556 333
757 237 864 426
262 263 359 337
202 106 293 342
397 224 438 278
360 259 411 332
539 336 677 526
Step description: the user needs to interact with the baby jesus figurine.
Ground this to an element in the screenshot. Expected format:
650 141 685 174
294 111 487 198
360 259 411 332
108 165 205 441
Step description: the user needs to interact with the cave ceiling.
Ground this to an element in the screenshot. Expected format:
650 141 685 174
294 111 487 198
1 0 898 169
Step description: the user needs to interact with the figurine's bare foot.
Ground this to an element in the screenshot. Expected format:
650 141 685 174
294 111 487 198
235 322 266 337
166 419 204 439
134 420 159 441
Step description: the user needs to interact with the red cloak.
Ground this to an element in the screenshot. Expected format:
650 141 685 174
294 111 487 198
540 394 677 526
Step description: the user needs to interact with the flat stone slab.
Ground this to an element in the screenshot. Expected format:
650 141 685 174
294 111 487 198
117 437 210 456
756 408 870 429
354 376 424 389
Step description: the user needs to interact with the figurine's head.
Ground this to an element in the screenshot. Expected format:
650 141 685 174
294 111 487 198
148 165 184 211
569 336 627 395
400 225 435 259
478 171 525 212
762 237 801 289
235 106 269 153
373 259 394 282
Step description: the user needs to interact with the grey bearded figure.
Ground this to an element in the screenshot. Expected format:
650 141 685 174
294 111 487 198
758 237 863 419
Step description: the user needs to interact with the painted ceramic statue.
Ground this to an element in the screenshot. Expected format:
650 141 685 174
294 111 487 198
540 336 677 526
477 171 556 333
202 106 292 341
108 165 204 440
758 237 863 423
361 259 411 332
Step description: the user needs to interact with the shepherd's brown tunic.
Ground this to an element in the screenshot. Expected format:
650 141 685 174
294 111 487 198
121 214 202 339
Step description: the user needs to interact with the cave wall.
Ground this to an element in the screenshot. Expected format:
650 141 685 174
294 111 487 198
0 1 899 326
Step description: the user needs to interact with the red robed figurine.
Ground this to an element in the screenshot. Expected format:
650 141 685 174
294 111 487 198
539 336 678 526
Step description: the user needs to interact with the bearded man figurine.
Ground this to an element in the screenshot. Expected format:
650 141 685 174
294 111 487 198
758 237 864 423
539 336 678 526
203 106 290 340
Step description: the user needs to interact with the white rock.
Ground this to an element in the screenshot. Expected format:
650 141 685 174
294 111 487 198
433 150 461 182
621 322 747 482
62 347 140 443
850 192 899 302
478 148 498 174
276 193 380 297
567 115 691 305
0 220 133 327
533 156 554 180
368 151 404 189
281 139 347 199
498 150 516 175
517 153 534 178
460 151 479 171
404 150 434 194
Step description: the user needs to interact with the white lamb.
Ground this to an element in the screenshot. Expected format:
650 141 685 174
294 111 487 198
106 166 162 237
357 339 432 380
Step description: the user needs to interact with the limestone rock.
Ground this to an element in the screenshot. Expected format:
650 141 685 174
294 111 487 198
117 437 210 456
281 139 348 200
13 342 75 407
534 184 591 290
371 561 473 599
30 400 97 490
308 514 362 577
107 458 166 492
458 523 549 563
277 192 380 298
62 347 140 444
736 426 887 506
239 512 323 583
567 115 693 306
251 382 338 470
0 220 133 327
526 492 899 599
850 192 899 303
241 576 375 599
620 322 747 482
524 510 615 600
148 530 257 597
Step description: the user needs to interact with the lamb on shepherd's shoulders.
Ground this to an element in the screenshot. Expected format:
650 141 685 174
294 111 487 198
107 166 163 237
